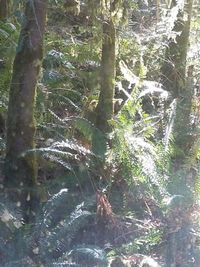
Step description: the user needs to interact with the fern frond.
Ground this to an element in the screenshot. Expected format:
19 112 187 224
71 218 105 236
119 60 139 88
30 194 95 261
37 209 93 258
26 137 92 171
42 70 66 85
138 81 168 99
28 147 75 158
42 188 69 229
0 202 24 230
43 154 73 170
43 49 66 69
50 93 82 112
50 140 91 157
48 111 106 153
69 246 107 267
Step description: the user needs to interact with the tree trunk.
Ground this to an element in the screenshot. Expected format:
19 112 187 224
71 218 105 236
161 2 196 266
161 0 188 97
95 18 116 133
4 0 47 222
161 0 193 157
0 0 9 20
173 0 193 157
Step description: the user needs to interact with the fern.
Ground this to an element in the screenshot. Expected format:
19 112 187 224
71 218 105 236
17 191 97 266
138 81 168 99
0 199 29 265
119 60 139 89
43 49 66 69
30 200 94 262
62 116 107 158
0 201 23 230
47 110 106 149
26 137 92 172
41 188 69 229
48 93 82 112
51 140 91 156
69 246 107 267
42 69 66 86
0 21 18 58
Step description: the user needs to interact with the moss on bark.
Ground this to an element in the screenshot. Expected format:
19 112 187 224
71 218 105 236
91 18 116 162
161 0 193 156
95 18 116 134
4 0 47 221
0 0 9 20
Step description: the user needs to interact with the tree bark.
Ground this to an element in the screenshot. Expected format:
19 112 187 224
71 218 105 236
95 18 116 133
161 0 193 156
4 0 47 222
161 2 196 266
0 0 9 20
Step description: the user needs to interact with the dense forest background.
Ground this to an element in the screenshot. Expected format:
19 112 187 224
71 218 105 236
0 0 200 266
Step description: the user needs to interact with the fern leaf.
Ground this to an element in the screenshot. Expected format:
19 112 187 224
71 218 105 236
42 189 69 229
69 246 107 267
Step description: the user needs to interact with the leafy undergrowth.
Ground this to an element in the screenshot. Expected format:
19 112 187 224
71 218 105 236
1 78 199 266
1 2 200 266
0 171 200 267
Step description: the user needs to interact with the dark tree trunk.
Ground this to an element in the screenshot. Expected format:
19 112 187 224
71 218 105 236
95 18 116 134
4 0 47 222
0 0 9 20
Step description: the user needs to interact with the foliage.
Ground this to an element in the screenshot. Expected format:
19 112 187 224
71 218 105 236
110 61 170 198
1 0 200 266
0 21 18 59
0 21 18 113
0 189 101 266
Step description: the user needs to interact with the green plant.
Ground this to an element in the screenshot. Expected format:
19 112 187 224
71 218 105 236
0 189 105 266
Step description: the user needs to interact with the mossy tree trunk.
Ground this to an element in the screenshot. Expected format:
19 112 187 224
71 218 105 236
161 0 193 157
95 18 116 133
161 1 196 266
0 0 9 20
92 18 116 161
4 0 47 222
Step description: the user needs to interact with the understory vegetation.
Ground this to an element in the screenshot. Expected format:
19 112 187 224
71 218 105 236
0 0 200 266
